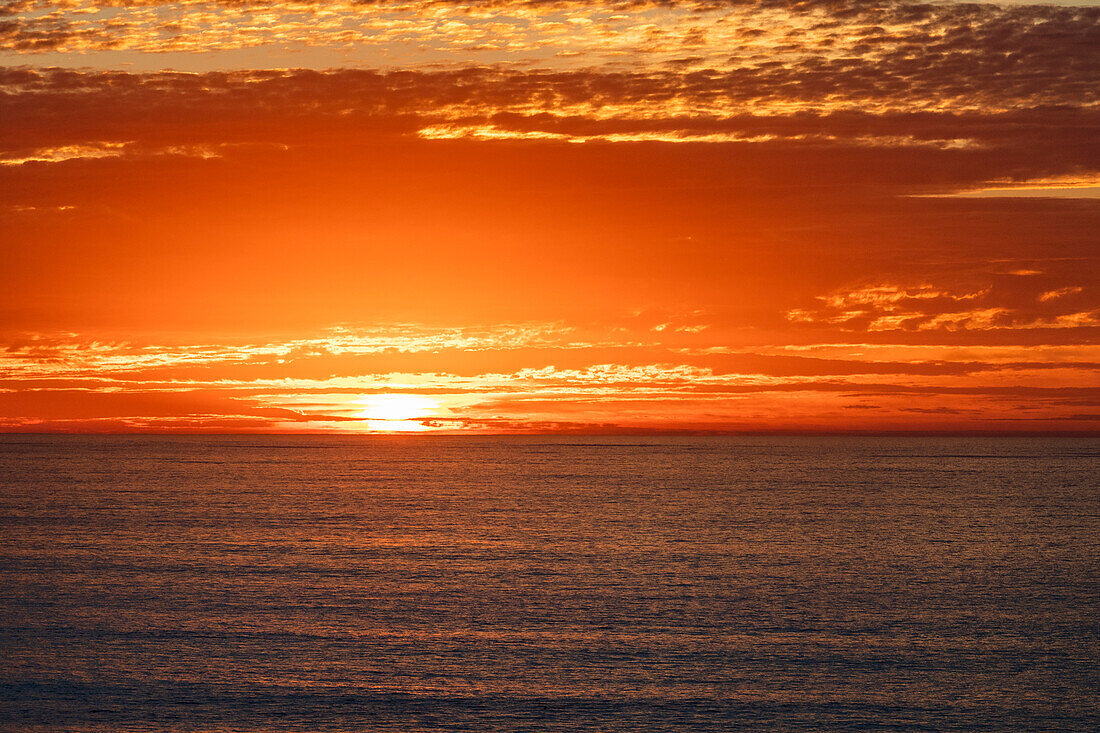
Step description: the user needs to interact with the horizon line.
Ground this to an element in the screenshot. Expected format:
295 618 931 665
3 430 1097 438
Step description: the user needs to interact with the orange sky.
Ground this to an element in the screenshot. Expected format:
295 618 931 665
1 0 1098 433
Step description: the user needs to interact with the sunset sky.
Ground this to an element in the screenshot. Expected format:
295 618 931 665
1 0 1098 433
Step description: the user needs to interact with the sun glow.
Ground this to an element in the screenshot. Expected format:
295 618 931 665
356 394 440 432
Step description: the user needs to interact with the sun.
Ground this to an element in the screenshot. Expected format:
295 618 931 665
356 394 440 432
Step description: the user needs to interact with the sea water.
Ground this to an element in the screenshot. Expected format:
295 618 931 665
1 435 1097 731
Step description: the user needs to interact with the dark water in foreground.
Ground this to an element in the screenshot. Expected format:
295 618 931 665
0 436 1097 732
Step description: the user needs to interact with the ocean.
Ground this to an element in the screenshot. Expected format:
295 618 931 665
1 435 1097 731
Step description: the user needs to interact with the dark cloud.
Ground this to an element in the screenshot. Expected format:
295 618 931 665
1 0 1096 107
1 63 1097 188
2 0 1095 162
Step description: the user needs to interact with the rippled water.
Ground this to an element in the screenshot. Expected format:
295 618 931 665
1 435 1097 731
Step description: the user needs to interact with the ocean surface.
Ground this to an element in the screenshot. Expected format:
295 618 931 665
0 435 1097 732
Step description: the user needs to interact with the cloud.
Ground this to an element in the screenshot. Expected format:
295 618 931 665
0 0 1096 111
788 276 1099 333
0 66 1097 194
1 321 1097 433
